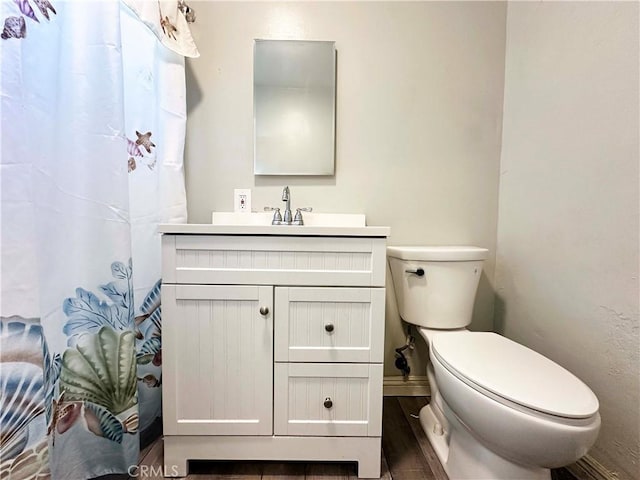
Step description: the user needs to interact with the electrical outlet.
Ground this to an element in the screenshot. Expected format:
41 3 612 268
234 189 251 213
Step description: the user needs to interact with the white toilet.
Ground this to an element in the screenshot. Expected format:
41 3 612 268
387 246 600 480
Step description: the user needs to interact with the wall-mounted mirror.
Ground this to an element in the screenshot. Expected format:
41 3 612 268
254 39 336 176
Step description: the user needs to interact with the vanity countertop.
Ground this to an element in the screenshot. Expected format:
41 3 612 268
159 223 390 237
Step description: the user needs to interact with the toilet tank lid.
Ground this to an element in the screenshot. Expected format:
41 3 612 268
432 332 599 419
387 246 489 261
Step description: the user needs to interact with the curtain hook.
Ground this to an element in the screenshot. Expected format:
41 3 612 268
178 0 196 24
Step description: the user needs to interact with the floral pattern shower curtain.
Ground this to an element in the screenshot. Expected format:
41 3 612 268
0 1 197 478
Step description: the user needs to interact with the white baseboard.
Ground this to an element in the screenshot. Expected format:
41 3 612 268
383 375 430 397
566 454 619 480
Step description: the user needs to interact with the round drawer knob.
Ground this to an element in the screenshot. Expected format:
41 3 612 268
259 306 269 316
324 323 334 333
324 397 333 409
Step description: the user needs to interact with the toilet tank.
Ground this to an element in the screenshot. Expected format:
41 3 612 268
387 246 488 329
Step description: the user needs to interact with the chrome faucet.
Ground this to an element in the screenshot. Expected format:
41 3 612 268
282 186 292 224
265 186 312 225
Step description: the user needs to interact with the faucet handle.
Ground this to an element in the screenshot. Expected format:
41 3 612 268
264 206 282 225
293 207 313 225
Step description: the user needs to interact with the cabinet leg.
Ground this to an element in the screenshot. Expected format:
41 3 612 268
357 449 381 478
163 448 187 477
163 460 187 477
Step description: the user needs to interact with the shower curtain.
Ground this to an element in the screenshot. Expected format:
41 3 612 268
0 1 197 478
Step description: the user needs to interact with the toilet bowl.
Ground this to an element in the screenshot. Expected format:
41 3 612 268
387 246 600 480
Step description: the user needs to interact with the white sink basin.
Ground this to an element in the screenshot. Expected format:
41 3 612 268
211 211 366 227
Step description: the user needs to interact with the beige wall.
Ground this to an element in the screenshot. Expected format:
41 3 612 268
184 1 507 376
183 1 639 475
496 2 639 478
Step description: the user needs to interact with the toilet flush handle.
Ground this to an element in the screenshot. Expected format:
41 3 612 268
405 267 425 276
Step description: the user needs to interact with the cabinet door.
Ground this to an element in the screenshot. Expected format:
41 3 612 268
275 287 385 363
162 285 273 435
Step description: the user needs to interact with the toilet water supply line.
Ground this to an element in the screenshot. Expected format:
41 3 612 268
395 325 415 377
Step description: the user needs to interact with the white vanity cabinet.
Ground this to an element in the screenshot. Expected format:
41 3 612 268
160 225 389 478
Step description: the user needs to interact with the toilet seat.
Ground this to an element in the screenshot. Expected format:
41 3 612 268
431 332 599 420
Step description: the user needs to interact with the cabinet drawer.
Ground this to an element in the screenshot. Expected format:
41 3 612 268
274 363 383 437
162 235 386 287
275 287 385 363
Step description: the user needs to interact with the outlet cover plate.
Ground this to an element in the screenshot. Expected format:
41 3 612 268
234 189 251 213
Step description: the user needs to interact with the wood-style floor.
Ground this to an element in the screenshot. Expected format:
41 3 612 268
104 397 577 480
